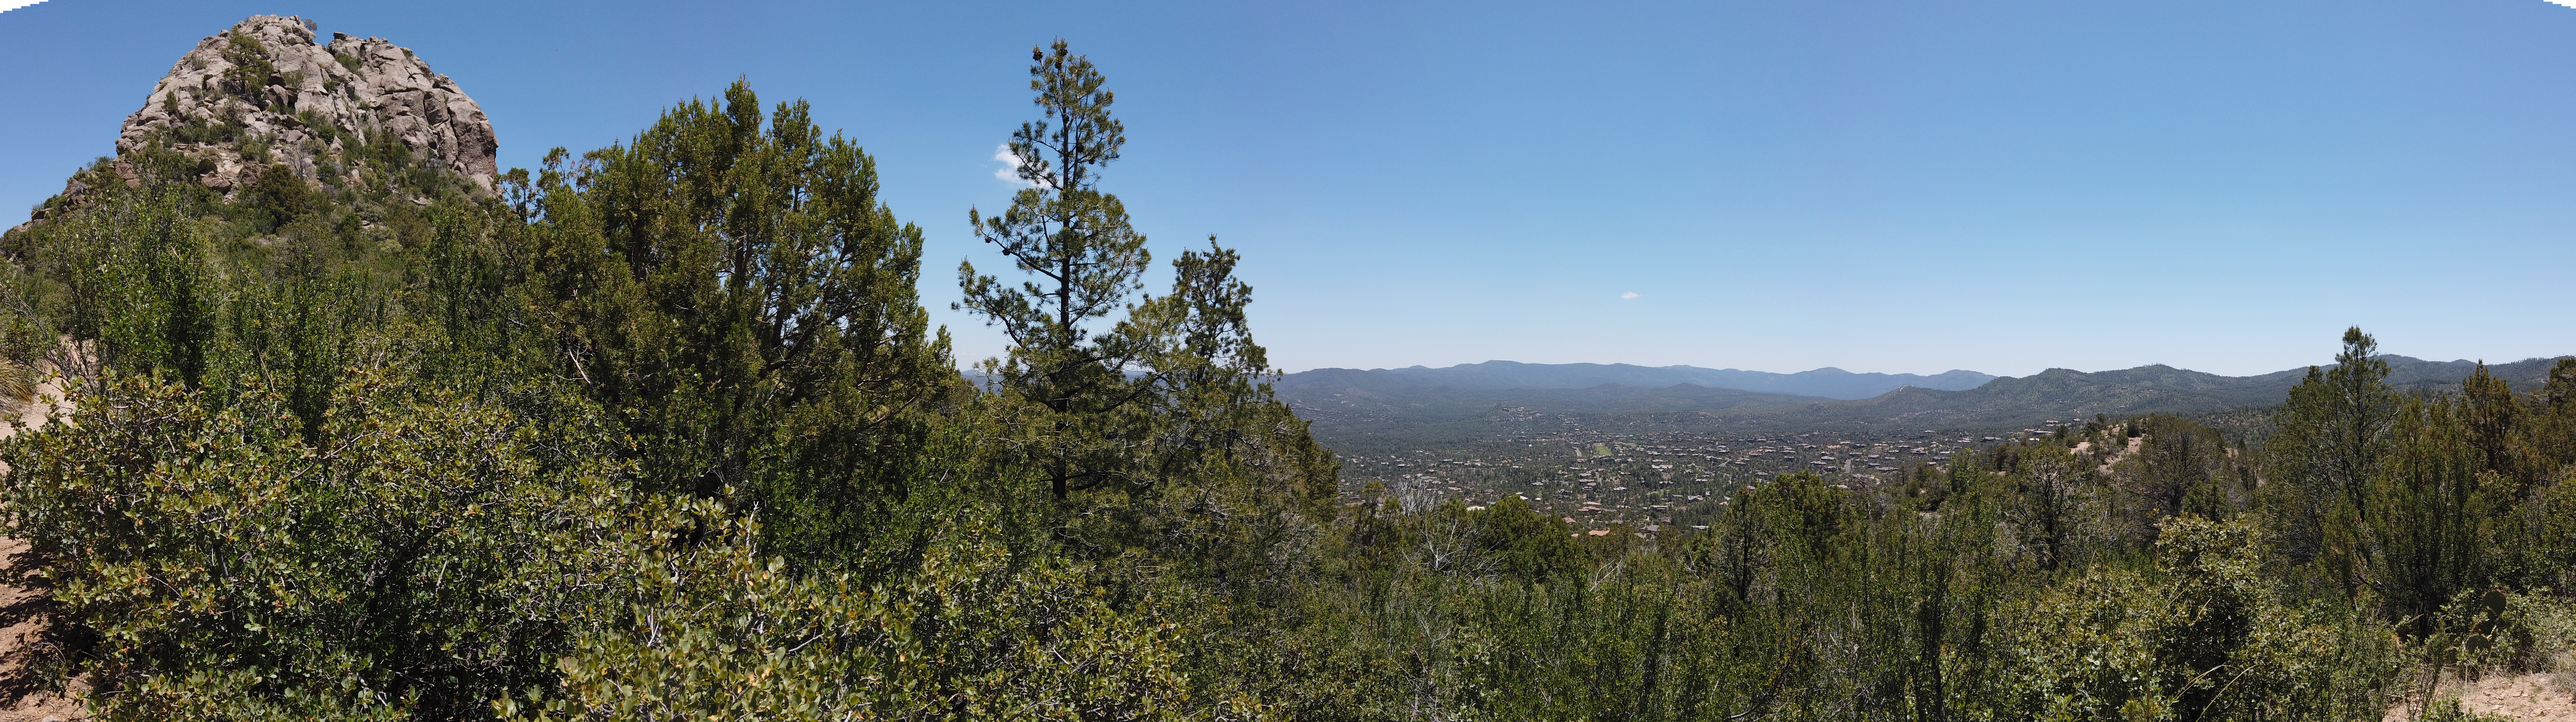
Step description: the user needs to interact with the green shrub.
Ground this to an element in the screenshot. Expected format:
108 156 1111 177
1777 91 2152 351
1976 517 2397 721
2418 697 2516 722
239 164 312 232
220 34 277 108
504 503 1201 721
1 351 644 721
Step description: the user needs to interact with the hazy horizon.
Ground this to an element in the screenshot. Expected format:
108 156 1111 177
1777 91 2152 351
1281 352 2570 379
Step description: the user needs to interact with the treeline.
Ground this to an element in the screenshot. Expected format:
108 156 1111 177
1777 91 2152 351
5 41 2576 722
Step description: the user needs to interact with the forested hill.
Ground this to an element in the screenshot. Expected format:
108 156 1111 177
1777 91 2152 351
1279 376 1831 443
1278 354 2573 437
1283 360 1994 400
1713 354 2570 430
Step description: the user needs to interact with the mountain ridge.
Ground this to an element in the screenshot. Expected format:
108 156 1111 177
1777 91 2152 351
1285 360 1995 400
1276 355 2574 442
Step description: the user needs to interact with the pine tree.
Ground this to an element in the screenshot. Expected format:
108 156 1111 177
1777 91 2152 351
545 81 955 560
2346 397 2486 636
2262 326 2399 566
956 40 1159 502
2459 361 2531 497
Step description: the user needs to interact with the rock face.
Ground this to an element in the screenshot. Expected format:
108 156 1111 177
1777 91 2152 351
109 15 498 195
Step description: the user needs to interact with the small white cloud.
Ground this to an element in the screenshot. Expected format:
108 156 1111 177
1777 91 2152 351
992 145 1033 187
1 1 51 12
1620 291 1641 300
2551 0 2576 8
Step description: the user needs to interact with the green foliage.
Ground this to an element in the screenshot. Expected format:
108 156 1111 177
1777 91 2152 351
528 81 957 568
2417 698 2516 722
2117 414 2247 530
2337 397 2492 636
508 502 1202 722
1469 497 1578 581
2000 443 2109 572
0 275 52 404
220 34 278 108
32 191 221 384
2522 467 2576 594
216 272 375 442
946 51 1343 678
1 349 642 721
238 164 313 232
2263 327 2401 567
957 40 1164 503
1969 516 2396 721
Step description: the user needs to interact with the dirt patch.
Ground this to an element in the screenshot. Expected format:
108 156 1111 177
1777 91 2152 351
0 538 79 722
2453 672 2576 721
2087 436 2143 474
2387 672 2576 721
3 385 62 442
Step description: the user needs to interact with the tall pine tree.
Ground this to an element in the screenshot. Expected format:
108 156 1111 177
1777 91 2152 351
957 40 1160 503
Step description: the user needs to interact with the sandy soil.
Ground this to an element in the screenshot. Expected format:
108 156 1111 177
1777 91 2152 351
2452 673 2576 721
2386 671 2576 721
2077 436 2145 474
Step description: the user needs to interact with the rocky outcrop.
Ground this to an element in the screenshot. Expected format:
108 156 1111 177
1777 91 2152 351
54 15 497 211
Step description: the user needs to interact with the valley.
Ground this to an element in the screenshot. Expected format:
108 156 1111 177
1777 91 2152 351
1289 355 2571 535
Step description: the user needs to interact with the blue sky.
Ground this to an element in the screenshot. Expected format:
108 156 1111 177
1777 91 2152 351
4 1 2573 377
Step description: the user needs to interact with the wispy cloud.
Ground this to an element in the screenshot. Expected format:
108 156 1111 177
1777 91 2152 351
992 144 1033 187
1620 291 1640 300
1 1 51 12
2550 0 2576 8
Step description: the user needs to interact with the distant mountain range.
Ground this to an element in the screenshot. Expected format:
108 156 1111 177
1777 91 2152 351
1275 356 2571 444
1286 361 1996 401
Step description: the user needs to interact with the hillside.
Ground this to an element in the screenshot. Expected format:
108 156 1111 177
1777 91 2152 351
1277 355 2574 444
1288 360 1993 400
1282 377 1833 455
1765 354 2572 431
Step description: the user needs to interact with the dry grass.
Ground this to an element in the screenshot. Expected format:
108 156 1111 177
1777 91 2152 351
0 361 32 419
